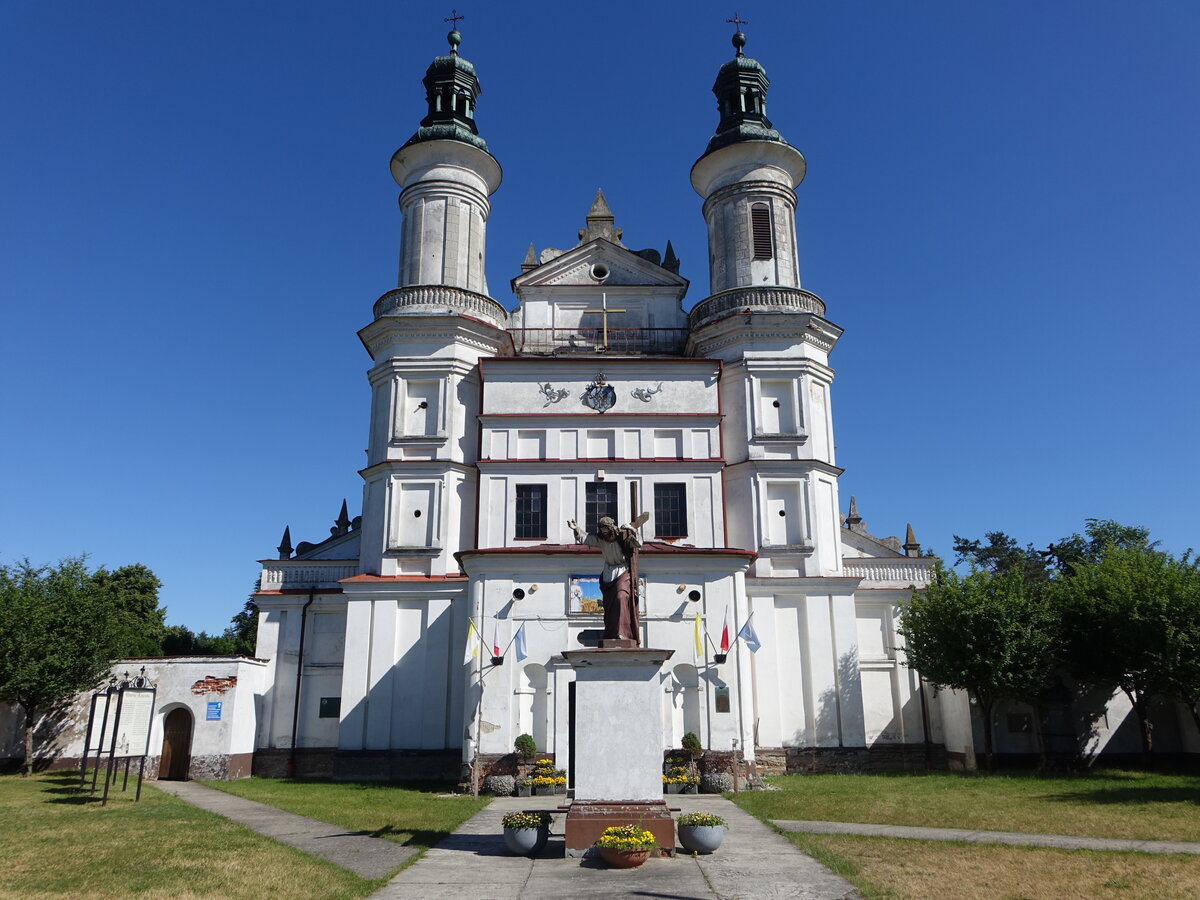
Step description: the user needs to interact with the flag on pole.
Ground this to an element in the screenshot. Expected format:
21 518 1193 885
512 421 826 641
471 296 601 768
464 619 479 664
737 617 762 653
492 620 501 658
719 606 731 653
693 611 704 659
514 623 528 661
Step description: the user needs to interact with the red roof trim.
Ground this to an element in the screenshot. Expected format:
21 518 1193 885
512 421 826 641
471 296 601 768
339 574 469 583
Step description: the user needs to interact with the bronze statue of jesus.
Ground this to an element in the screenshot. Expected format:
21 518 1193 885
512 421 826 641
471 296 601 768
568 514 646 644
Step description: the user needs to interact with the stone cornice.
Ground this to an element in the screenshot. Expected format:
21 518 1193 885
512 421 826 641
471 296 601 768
688 286 826 330
371 284 509 328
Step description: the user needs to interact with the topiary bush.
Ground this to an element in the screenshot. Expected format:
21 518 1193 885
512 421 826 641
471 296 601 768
681 732 702 755
514 733 537 759
483 774 516 796
700 772 733 794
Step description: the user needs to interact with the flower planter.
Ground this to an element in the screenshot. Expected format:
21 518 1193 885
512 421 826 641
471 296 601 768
599 847 652 868
681 783 698 794
532 785 554 796
503 825 550 856
516 785 532 797
664 783 681 794
678 824 724 854
553 784 566 795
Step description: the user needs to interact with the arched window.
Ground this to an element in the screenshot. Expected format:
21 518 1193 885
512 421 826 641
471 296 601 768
751 203 773 259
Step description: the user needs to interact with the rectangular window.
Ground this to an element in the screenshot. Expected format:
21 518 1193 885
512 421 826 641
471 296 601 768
515 484 548 539
585 482 618 533
654 483 688 538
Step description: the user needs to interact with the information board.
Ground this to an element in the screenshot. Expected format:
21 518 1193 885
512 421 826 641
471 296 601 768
207 701 222 721
111 688 155 758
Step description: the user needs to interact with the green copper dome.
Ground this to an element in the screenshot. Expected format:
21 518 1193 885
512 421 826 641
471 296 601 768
703 35 789 155
403 31 489 152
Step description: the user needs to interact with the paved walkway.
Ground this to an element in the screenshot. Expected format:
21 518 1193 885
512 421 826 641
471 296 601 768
772 819 1200 856
152 780 416 879
367 795 858 900
153 782 1200 899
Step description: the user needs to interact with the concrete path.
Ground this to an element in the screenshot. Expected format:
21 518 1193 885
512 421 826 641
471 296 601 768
368 795 859 900
152 780 416 879
772 819 1200 856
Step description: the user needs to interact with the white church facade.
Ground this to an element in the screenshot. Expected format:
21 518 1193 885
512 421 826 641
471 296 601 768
247 28 951 782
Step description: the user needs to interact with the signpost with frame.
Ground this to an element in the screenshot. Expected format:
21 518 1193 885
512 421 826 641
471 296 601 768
90 669 157 805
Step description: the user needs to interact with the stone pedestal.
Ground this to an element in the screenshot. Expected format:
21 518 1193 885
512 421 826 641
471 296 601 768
561 647 676 858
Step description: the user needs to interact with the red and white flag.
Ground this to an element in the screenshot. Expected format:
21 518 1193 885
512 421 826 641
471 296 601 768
492 620 501 658
720 606 731 653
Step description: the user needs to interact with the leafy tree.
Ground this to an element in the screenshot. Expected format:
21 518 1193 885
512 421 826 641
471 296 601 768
222 598 259 657
899 560 1058 770
1161 557 1200 734
91 563 165 657
1054 544 1195 761
952 531 1052 584
0 558 126 776
1045 518 1155 575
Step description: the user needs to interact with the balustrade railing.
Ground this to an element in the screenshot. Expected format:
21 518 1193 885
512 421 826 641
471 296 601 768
260 563 360 591
509 327 688 356
689 286 826 330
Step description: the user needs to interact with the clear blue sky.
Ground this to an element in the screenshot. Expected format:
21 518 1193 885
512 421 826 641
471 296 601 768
2 2 1197 634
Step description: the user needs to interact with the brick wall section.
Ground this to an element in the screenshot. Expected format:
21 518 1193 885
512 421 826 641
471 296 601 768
190 676 237 695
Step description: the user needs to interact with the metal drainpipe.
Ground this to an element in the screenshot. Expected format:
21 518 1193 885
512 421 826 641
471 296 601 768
287 588 316 778
918 673 934 771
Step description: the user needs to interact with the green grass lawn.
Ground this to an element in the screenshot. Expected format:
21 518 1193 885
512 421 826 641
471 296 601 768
734 769 1200 841
733 770 1200 900
0 770 378 900
203 777 489 852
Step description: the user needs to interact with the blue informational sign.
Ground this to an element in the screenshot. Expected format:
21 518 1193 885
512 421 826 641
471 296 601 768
206 701 222 721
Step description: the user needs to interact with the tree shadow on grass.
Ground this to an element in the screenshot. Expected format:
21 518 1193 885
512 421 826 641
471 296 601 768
1042 785 1200 806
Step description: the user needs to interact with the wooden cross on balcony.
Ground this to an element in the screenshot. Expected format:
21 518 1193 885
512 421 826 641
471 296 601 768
582 293 627 349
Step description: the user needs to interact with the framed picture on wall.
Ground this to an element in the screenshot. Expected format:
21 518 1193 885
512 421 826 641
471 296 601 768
566 574 648 615
568 574 603 615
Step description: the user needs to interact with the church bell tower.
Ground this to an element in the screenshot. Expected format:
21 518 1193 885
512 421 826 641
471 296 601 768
687 29 847 580
355 27 508 578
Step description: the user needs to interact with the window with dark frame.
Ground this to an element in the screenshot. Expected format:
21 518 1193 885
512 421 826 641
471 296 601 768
585 482 618 533
751 202 773 259
654 483 688 538
514 484 548 539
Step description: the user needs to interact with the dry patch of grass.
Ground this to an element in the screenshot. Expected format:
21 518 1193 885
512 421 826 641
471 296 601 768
0 771 377 900
205 777 489 851
788 833 1200 900
736 770 1200 841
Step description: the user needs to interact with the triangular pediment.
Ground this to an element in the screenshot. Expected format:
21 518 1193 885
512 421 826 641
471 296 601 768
513 239 688 293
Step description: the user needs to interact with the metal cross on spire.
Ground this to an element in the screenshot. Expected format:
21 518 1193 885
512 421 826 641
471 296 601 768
726 11 749 30
444 9 465 26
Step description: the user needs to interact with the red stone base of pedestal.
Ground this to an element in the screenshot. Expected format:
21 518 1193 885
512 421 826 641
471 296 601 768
564 801 676 858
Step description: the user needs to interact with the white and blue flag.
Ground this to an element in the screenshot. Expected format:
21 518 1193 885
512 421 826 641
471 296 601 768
737 618 762 653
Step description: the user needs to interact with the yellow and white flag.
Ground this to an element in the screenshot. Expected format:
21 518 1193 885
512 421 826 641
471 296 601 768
464 619 480 664
693 611 704 661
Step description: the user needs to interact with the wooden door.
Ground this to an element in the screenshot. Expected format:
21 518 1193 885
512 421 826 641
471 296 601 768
159 708 193 780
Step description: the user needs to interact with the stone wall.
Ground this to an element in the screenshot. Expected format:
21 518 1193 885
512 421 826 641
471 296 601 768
754 744 948 775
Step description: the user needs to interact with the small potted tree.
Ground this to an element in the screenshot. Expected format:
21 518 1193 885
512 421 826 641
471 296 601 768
594 824 657 868
676 812 726 854
514 733 537 761
501 810 552 856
